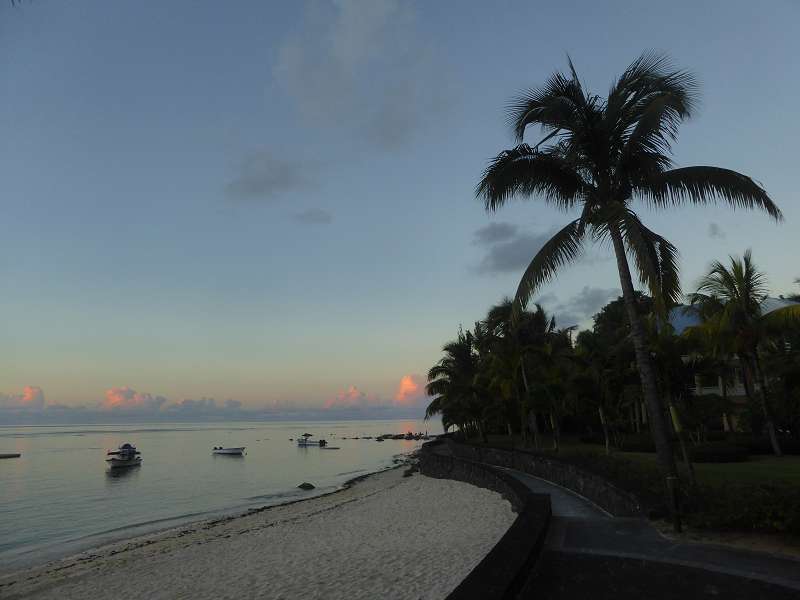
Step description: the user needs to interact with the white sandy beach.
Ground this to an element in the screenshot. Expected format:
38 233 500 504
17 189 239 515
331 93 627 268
0 468 515 600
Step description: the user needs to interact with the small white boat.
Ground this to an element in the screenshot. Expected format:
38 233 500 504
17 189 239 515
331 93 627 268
106 443 142 469
212 446 245 455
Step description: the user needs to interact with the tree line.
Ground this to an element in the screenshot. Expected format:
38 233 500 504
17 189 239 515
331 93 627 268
425 51 797 523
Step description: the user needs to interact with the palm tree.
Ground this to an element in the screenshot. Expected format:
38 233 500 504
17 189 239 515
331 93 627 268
425 328 484 437
574 329 626 455
689 250 800 456
476 52 781 496
790 279 800 303
484 299 557 446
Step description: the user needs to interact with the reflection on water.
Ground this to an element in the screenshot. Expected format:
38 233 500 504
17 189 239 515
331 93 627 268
105 466 142 480
0 419 442 572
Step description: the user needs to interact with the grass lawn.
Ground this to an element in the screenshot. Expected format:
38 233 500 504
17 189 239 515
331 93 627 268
472 434 800 486
615 450 800 486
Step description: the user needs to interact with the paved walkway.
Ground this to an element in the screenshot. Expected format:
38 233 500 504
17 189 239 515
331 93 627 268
496 465 800 591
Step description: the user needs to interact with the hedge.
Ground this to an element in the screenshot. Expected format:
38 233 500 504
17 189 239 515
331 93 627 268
731 436 800 456
689 483 800 535
688 443 749 463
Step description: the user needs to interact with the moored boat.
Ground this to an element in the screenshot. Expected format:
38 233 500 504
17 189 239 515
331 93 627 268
106 443 142 469
212 446 245 455
297 434 327 447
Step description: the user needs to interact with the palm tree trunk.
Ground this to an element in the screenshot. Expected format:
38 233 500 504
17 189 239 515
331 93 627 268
753 353 783 457
739 353 782 455
608 225 680 518
669 400 697 492
520 358 542 448
528 410 540 449
599 405 611 455
517 386 529 447
549 412 560 452
721 374 729 432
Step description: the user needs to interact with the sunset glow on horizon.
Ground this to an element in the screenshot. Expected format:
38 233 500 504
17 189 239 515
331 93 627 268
3 1 800 422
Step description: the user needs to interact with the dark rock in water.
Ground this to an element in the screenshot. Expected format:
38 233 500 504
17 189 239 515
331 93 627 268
297 482 315 490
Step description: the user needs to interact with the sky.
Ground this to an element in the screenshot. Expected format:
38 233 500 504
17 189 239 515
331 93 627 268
1 0 798 421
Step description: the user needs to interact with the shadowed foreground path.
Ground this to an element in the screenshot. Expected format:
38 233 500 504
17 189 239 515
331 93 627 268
429 442 800 592
497 466 800 591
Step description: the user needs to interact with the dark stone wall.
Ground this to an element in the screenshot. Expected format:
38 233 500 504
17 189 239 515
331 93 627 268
444 440 643 517
536 551 800 600
421 439 799 599
419 443 552 600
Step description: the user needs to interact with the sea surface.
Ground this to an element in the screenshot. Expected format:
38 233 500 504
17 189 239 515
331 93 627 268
0 419 441 572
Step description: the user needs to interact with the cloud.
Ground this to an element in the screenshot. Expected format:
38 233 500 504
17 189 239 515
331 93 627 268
473 222 519 245
393 374 426 407
708 222 726 239
541 286 621 328
273 0 448 149
474 229 556 274
225 150 308 201
473 222 613 276
0 386 45 410
102 387 167 412
294 207 333 225
165 397 244 417
534 292 559 305
323 385 383 410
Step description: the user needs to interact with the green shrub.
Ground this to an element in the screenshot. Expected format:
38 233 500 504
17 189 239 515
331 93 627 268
617 433 657 453
704 431 729 442
689 443 749 463
731 436 800 455
689 483 800 535
578 433 605 445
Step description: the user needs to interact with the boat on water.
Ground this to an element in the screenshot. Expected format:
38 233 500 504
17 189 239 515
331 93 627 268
0 452 21 459
297 433 328 447
212 446 245 455
106 443 142 469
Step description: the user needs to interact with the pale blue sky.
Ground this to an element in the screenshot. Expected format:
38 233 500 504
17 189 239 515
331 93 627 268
1 0 798 414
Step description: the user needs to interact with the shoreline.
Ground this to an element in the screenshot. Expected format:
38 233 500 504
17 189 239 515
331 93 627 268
1 453 414 578
0 460 515 600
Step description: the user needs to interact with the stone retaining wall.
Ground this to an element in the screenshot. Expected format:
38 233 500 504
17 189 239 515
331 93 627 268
444 439 643 516
419 441 551 600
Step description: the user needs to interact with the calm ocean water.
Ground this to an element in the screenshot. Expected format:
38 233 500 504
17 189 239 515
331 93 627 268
0 419 441 572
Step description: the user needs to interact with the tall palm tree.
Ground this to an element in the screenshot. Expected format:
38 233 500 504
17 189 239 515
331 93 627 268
689 250 800 456
484 299 556 446
425 328 485 437
476 52 781 493
574 329 627 455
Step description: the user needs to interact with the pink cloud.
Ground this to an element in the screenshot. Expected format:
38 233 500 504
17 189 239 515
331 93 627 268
0 386 46 410
324 385 382 410
393 374 426 406
102 387 167 411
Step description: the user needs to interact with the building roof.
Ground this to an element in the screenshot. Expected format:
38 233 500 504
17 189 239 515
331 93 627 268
668 297 800 335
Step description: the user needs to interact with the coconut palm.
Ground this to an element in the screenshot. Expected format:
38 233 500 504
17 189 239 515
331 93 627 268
484 299 557 446
476 52 781 491
574 329 628 455
688 250 800 455
425 328 486 438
